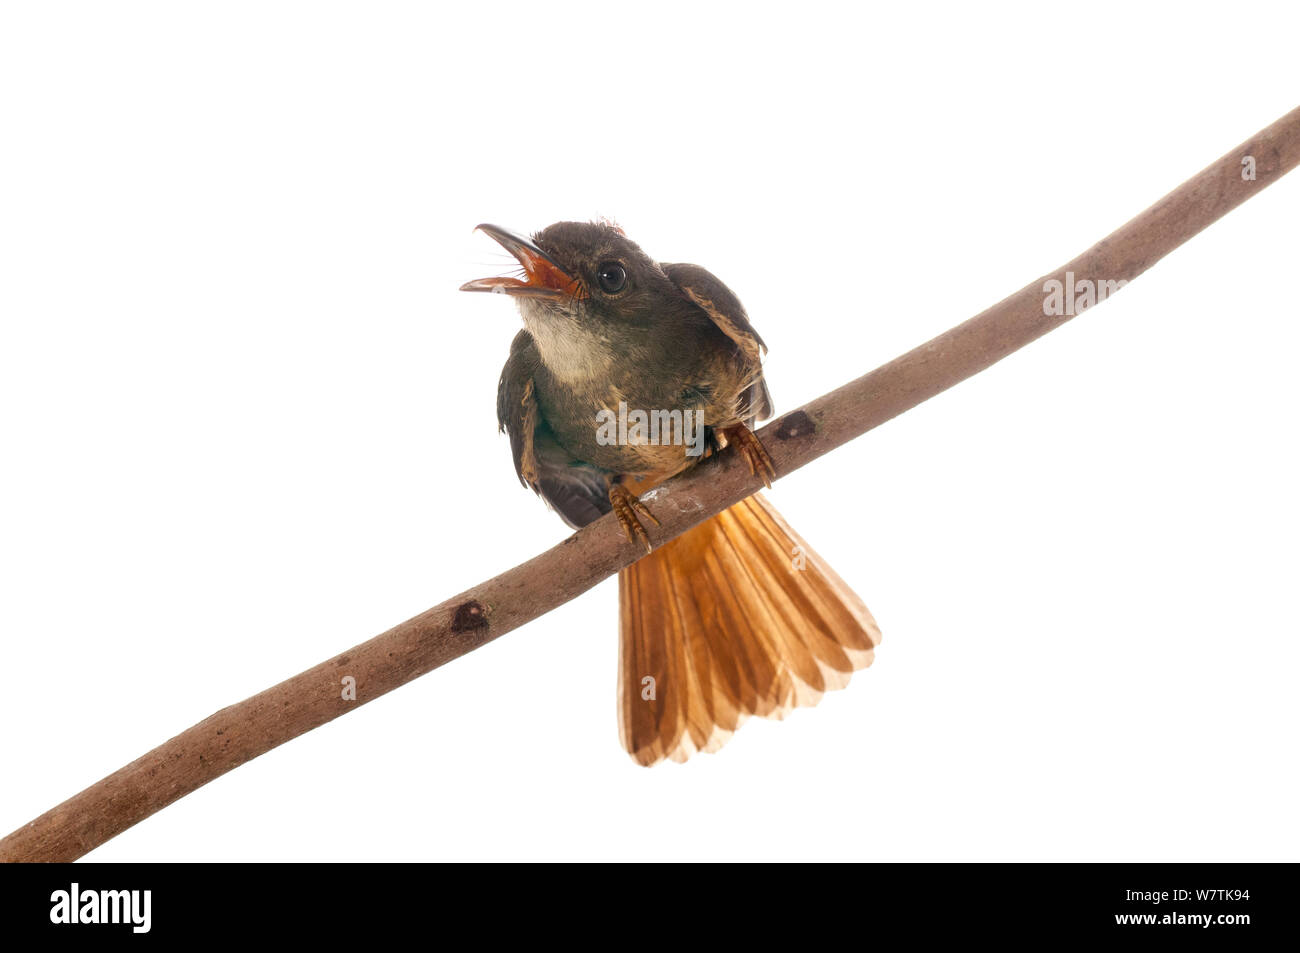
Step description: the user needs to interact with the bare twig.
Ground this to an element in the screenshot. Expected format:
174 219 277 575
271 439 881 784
4 106 1298 863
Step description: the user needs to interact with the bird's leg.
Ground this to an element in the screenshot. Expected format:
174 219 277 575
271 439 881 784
720 422 776 489
701 425 723 458
607 475 660 554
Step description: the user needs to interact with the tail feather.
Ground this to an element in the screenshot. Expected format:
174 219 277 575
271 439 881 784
617 492 881 765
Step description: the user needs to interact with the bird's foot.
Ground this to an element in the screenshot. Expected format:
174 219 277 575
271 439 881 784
608 481 660 554
722 423 776 489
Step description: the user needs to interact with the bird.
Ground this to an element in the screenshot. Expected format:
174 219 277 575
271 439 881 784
462 221 881 765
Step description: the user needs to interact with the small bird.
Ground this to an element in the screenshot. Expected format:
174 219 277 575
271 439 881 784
462 221 881 764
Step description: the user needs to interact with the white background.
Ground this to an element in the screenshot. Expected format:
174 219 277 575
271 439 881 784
2 2 1297 862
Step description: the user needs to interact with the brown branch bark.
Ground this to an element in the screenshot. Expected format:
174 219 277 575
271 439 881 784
4 106 1299 863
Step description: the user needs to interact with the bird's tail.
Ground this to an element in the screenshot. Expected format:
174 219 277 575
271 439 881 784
617 492 881 765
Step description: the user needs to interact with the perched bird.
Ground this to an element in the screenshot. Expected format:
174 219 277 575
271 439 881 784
462 221 881 764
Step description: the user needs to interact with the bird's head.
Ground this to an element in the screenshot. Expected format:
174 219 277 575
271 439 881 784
461 221 677 336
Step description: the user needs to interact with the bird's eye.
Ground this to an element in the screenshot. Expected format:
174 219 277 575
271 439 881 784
595 261 627 294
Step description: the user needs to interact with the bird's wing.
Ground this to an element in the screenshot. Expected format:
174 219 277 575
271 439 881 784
498 330 611 529
661 261 767 361
661 262 773 422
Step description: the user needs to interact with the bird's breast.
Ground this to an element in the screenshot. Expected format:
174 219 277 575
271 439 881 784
523 305 756 477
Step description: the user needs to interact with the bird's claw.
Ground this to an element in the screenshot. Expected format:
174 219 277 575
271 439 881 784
609 482 659 553
723 423 776 489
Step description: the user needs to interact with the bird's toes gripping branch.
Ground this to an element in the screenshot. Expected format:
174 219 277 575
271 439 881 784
608 480 661 554
721 423 776 489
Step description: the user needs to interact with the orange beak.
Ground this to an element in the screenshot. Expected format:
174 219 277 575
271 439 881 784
460 224 587 300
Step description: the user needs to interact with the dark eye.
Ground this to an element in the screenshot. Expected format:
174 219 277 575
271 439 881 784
595 261 627 294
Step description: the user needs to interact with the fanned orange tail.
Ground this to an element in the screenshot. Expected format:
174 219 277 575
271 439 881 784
617 492 881 765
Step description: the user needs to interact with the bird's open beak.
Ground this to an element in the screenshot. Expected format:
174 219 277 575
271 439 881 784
460 224 586 300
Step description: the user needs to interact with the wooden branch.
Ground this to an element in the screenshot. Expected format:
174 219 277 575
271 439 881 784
4 106 1299 863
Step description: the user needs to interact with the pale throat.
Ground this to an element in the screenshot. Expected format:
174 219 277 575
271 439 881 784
518 299 618 386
